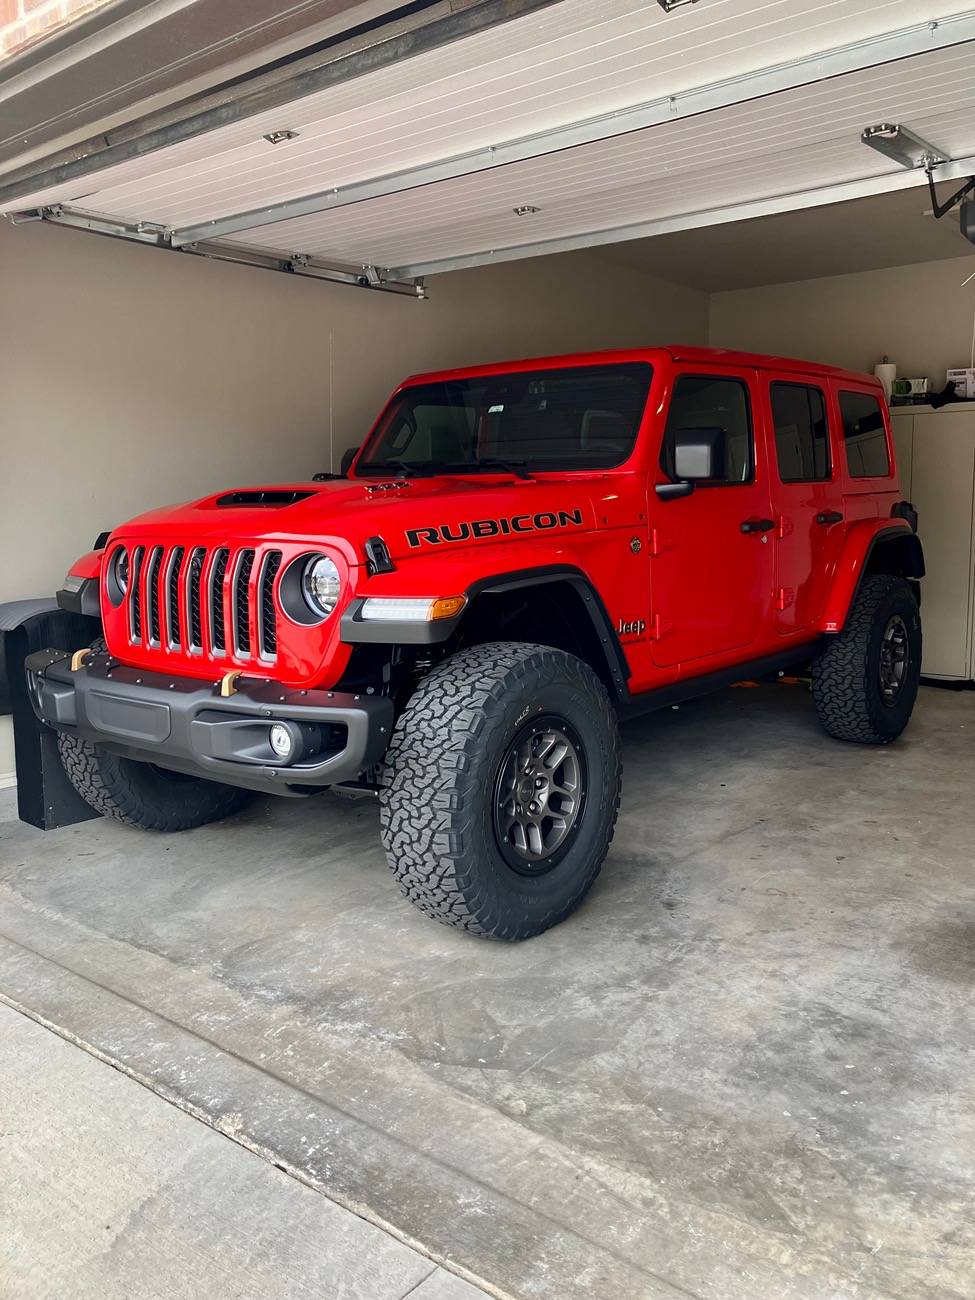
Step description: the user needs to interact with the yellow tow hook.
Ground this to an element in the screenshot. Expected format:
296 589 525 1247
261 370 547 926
70 647 92 671
218 669 243 698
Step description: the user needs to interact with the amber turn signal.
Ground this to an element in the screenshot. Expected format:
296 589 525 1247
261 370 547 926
429 595 467 621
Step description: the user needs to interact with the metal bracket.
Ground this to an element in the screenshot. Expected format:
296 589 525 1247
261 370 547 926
925 166 975 221
27 205 427 298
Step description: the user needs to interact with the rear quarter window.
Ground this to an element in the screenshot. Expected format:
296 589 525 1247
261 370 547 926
838 390 890 478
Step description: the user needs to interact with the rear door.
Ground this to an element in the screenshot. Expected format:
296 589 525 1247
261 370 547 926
764 373 845 634
650 367 776 667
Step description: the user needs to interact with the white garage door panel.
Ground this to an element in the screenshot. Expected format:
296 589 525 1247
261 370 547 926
10 0 967 220
207 45 975 271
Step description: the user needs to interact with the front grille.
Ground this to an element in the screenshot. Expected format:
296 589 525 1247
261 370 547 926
120 543 282 666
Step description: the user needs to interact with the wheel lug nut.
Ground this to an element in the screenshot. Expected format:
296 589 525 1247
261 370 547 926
535 778 545 788
529 801 539 813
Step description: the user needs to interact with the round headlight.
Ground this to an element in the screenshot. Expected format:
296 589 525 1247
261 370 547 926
301 555 340 618
114 548 129 594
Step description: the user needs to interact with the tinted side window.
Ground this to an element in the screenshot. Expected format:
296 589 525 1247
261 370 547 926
661 375 753 485
839 390 890 478
771 383 830 482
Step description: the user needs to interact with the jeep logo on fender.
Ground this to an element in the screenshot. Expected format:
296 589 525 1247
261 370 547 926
406 508 584 548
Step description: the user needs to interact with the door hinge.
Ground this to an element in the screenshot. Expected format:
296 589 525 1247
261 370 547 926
647 529 663 556
775 587 795 611
647 613 664 639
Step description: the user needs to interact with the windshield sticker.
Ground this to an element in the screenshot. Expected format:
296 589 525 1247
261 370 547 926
406 509 584 548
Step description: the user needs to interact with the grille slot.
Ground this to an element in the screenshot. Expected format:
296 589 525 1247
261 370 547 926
128 546 145 641
166 547 184 648
146 546 163 645
210 549 229 653
187 548 205 651
233 550 256 655
258 551 282 659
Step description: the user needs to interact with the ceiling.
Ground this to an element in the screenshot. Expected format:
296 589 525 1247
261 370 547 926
0 0 404 173
3 0 975 295
600 187 975 293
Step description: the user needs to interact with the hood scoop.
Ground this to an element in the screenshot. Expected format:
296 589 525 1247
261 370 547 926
215 489 316 508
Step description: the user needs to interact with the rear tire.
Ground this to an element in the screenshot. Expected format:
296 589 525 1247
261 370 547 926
812 574 921 744
57 731 252 831
379 642 621 940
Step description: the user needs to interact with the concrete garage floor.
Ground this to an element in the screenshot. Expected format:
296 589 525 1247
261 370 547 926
0 1003 486 1300
1 682 973 1300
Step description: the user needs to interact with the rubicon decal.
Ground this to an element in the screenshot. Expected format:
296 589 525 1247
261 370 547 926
406 508 584 548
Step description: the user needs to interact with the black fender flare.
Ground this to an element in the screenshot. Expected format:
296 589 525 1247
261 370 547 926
462 565 632 699
341 564 632 701
856 526 925 615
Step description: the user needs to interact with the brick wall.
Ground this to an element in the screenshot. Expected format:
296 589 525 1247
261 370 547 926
0 0 113 58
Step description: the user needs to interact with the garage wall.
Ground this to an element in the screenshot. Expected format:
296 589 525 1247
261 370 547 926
709 254 975 382
0 218 708 781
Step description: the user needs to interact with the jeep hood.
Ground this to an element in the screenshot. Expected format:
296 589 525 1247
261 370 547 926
112 474 625 563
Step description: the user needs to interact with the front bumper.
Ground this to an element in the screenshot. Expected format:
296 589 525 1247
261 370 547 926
26 647 393 796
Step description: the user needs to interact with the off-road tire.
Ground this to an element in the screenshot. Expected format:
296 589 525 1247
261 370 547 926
812 574 921 744
54 634 251 829
379 642 621 940
56 731 252 830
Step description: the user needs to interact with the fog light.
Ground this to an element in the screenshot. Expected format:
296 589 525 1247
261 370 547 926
269 722 296 760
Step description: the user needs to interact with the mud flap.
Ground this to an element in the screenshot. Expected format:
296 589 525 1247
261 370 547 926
0 602 101 829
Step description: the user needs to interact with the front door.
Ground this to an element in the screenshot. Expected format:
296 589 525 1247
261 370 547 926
650 368 776 668
762 374 846 634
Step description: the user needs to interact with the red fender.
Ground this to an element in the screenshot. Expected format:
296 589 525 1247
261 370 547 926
66 548 105 581
817 519 916 634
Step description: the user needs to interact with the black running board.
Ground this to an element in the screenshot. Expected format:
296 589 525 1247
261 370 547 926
619 641 823 721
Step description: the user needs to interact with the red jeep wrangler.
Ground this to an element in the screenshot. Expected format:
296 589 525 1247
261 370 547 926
30 347 923 940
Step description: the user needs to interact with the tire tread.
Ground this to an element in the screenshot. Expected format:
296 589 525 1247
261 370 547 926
379 642 621 940
812 573 919 744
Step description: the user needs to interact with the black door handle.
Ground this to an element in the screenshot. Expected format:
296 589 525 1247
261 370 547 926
740 517 775 534
815 510 844 526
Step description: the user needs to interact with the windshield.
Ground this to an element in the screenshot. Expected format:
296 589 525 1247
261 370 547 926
357 362 653 475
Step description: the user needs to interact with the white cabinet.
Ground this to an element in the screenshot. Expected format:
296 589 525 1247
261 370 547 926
891 406 975 681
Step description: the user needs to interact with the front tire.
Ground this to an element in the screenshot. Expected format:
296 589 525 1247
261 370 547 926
812 574 921 744
379 642 621 940
57 732 252 831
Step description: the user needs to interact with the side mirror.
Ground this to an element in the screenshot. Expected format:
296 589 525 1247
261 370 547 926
673 426 726 480
340 445 360 477
656 426 726 501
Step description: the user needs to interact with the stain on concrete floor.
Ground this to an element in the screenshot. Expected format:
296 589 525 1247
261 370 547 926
1 683 973 1300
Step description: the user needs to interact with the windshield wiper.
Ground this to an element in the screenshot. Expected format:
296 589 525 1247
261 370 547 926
432 459 534 481
360 459 446 478
473 458 534 480
361 458 534 481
